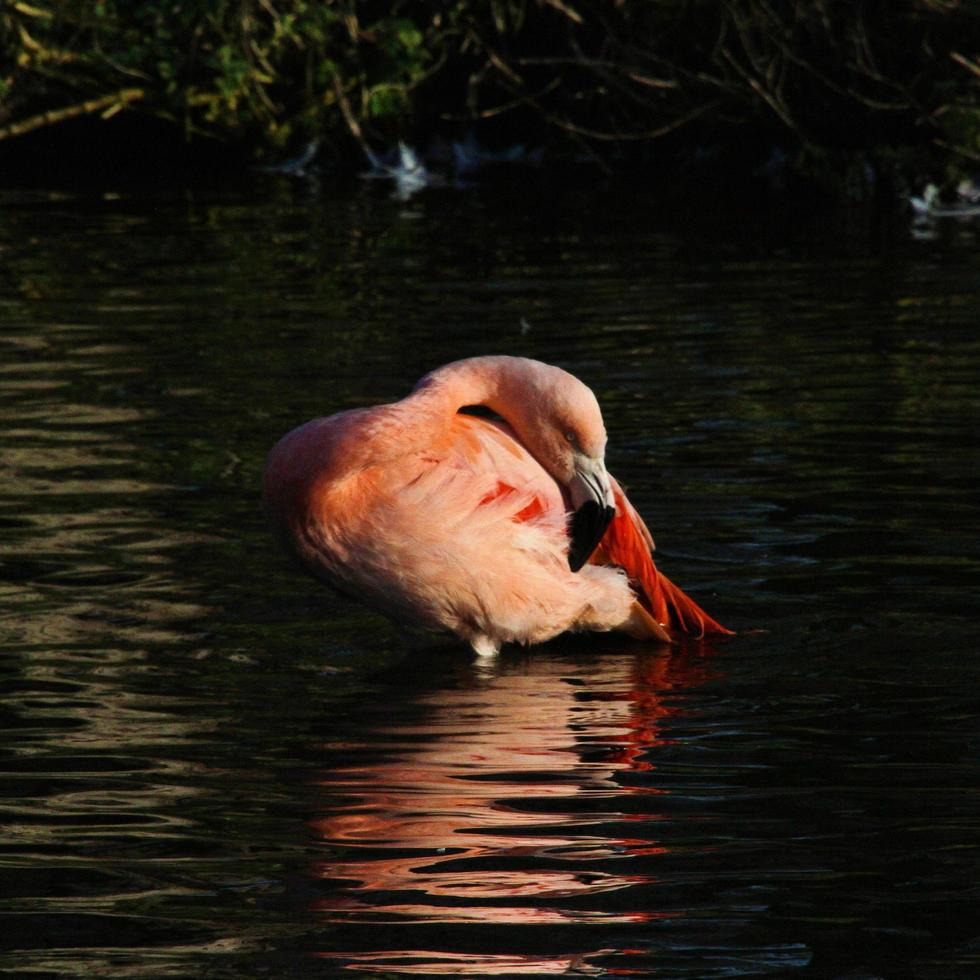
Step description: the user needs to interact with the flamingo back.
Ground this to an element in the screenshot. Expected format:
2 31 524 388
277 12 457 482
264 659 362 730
267 411 636 652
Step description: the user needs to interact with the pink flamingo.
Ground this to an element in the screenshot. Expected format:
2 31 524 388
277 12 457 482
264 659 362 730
263 356 731 655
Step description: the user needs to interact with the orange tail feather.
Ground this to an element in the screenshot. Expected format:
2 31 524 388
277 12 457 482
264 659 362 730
594 482 733 638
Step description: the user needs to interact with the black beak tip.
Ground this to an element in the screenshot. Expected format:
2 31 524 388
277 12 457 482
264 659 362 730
568 502 615 572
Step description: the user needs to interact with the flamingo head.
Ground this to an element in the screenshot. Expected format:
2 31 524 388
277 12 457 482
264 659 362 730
502 362 616 572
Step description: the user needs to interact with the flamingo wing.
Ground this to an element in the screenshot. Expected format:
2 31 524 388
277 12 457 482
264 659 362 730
414 417 730 639
430 412 564 520
439 419 731 639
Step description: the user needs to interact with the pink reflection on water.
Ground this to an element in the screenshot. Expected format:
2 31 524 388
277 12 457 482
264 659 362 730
309 645 719 972
315 948 617 975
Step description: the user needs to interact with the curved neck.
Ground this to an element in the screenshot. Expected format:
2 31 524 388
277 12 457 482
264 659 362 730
409 356 526 420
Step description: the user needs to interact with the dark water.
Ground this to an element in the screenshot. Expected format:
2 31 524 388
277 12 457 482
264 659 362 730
1 172 978 978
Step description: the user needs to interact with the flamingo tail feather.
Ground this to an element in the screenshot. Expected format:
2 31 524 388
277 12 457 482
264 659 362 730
595 482 734 638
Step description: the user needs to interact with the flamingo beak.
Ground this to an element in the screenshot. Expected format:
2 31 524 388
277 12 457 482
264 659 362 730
567 457 616 572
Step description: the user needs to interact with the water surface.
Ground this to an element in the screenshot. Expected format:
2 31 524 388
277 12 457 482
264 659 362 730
1 175 978 977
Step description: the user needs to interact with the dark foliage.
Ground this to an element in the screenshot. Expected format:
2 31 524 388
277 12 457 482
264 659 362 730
2 1 978 182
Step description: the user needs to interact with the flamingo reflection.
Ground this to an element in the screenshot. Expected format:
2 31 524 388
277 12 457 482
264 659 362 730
308 645 721 975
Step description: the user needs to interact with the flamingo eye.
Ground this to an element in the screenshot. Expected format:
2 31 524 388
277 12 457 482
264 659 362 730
564 430 579 449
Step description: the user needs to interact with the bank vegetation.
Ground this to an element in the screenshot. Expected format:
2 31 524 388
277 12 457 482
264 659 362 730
2 1 978 189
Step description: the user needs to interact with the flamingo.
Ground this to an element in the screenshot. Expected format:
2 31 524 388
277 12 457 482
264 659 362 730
263 355 732 655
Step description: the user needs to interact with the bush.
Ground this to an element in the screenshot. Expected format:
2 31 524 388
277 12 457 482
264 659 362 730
1 0 978 181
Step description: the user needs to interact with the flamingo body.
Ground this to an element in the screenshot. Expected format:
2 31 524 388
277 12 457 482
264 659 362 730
264 356 731 654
